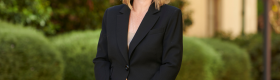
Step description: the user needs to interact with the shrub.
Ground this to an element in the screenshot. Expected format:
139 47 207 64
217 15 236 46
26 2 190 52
232 33 280 80
48 0 121 34
176 37 223 80
0 21 64 80
201 38 252 80
51 29 101 80
0 0 56 34
48 0 190 34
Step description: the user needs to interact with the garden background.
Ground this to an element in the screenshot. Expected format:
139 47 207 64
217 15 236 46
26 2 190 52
0 0 279 80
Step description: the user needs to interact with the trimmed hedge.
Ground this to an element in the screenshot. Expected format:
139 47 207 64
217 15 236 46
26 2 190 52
0 21 64 80
232 33 280 80
201 38 252 80
51 29 101 80
176 37 252 80
176 37 223 80
50 30 252 80
0 20 254 80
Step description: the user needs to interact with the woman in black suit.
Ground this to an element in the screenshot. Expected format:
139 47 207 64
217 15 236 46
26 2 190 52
93 0 183 80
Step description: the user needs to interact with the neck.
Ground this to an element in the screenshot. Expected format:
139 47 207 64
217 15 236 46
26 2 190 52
132 0 152 12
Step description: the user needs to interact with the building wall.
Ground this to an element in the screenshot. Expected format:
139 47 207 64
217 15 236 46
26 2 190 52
182 0 257 38
245 0 257 34
220 0 243 37
182 0 208 37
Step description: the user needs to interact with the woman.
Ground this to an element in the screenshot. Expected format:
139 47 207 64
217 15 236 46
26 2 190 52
93 0 183 80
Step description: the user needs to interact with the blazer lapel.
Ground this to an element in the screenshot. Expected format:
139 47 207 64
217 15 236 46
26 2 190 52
117 4 130 64
128 3 160 59
117 3 160 64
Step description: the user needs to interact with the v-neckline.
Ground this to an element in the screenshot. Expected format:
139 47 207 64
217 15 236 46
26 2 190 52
127 4 151 50
127 32 136 50
116 2 160 61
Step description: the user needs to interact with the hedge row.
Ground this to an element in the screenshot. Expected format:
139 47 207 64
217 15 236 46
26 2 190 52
51 30 101 80
0 21 64 80
0 21 252 80
176 37 223 80
232 33 280 80
201 38 251 80
50 32 252 80
176 37 252 80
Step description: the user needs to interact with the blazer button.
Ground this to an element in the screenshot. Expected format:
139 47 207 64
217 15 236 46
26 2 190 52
125 65 129 71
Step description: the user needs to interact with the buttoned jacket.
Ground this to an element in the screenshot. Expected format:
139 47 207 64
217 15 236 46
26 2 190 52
93 3 183 80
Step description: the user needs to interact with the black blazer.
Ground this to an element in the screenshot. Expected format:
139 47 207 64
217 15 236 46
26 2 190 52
93 2 183 80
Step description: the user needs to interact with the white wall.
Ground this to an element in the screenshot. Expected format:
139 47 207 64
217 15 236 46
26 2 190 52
183 0 208 37
220 0 243 37
245 0 257 34
182 0 257 38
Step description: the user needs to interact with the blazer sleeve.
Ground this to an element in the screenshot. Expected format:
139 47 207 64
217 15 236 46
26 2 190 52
151 9 183 80
93 9 111 80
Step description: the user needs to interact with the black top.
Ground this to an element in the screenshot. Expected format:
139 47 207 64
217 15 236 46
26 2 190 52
93 2 183 80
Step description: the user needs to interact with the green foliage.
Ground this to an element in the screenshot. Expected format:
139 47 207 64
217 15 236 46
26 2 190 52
0 20 253 80
257 0 264 16
0 0 56 34
0 0 121 35
48 0 121 34
168 0 185 9
51 30 251 80
213 30 233 41
176 37 252 80
0 0 193 35
0 21 64 80
169 0 193 31
51 29 101 80
48 0 192 34
232 33 280 80
176 37 223 80
201 38 252 80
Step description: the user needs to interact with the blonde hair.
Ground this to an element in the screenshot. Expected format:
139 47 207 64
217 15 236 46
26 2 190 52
122 0 170 10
